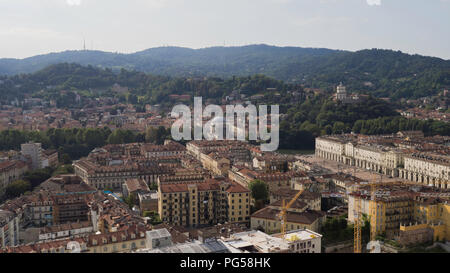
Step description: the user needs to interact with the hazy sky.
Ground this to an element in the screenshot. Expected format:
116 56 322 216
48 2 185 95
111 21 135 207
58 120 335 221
0 0 449 59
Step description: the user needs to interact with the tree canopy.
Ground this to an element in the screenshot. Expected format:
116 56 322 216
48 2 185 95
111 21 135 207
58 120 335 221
249 179 269 206
4 180 31 199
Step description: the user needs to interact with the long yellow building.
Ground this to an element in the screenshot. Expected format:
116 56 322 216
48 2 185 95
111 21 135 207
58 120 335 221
351 191 450 243
158 178 250 227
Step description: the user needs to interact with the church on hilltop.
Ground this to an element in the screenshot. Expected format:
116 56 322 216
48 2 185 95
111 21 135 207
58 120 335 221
333 83 367 104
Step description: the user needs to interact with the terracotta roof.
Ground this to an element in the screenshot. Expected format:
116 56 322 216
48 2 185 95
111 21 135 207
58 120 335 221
270 188 320 200
0 160 27 171
125 178 150 193
160 180 221 193
40 221 92 234
225 181 250 193
251 207 325 225
270 199 308 210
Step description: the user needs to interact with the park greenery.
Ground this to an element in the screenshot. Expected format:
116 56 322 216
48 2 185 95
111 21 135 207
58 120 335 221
52 164 75 176
124 194 137 210
249 179 269 210
4 180 32 200
143 211 163 225
320 214 370 246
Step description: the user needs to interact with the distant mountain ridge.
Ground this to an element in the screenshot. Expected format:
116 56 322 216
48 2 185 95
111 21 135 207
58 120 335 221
0 44 338 77
1 44 449 99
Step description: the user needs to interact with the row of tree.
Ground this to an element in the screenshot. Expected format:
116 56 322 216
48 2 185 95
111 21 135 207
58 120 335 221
0 126 171 162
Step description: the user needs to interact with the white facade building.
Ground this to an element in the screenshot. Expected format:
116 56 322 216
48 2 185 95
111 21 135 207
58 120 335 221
274 229 323 253
21 142 43 170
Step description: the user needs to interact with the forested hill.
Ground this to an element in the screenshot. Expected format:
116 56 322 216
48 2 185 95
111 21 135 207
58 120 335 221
0 63 293 104
0 44 449 99
0 45 337 77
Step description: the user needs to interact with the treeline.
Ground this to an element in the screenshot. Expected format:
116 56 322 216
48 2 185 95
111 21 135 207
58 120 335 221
352 116 450 136
0 126 171 162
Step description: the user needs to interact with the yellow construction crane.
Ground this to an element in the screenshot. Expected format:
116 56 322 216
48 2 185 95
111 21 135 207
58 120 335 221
368 174 383 251
369 182 377 243
354 195 362 253
278 188 306 238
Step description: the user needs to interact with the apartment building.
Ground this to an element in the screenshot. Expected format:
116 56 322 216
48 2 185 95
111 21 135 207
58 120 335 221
315 134 450 189
349 187 450 242
0 160 29 192
401 153 450 189
158 178 250 227
38 221 93 241
224 181 251 223
349 189 416 238
251 198 326 234
0 225 149 253
141 141 186 158
52 194 91 225
411 196 450 242
316 136 403 176
89 192 147 233
272 229 323 253
0 210 20 248
200 152 230 176
74 159 174 190
20 142 43 170
73 160 141 190
186 140 251 164
42 150 59 168
138 191 158 213
0 238 88 253
252 154 293 173
228 167 294 193
87 225 148 253
23 193 55 227
315 136 346 163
